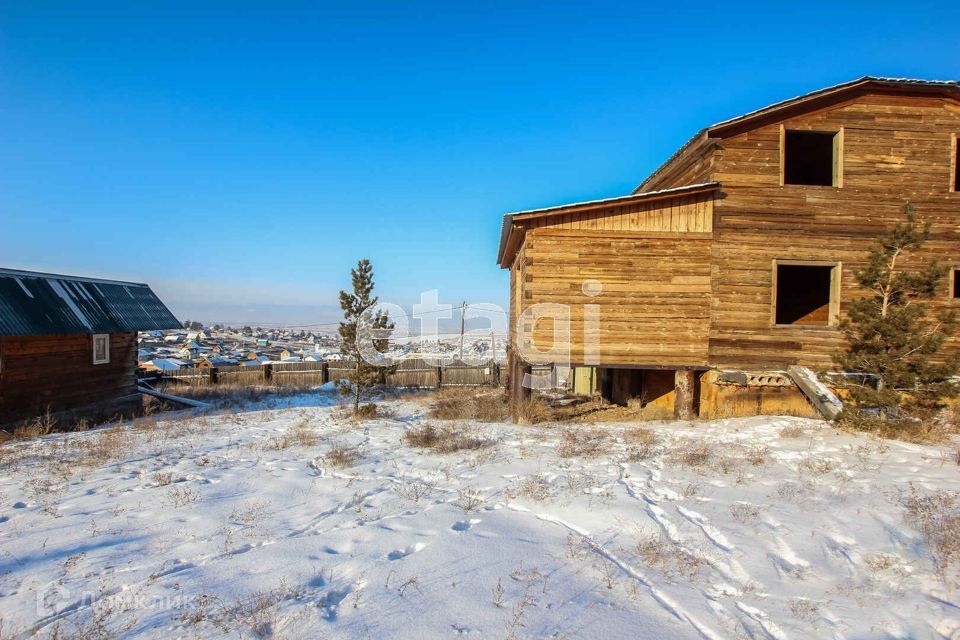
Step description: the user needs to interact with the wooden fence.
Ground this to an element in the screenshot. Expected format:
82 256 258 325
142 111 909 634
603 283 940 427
153 359 503 390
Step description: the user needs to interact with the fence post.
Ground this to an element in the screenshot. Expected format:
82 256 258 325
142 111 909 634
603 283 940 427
264 364 273 382
435 365 443 389
209 367 218 385
321 362 329 385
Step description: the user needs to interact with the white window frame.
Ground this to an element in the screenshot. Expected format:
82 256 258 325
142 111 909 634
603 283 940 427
93 334 111 365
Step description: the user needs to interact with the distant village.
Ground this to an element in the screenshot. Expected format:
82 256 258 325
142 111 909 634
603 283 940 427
137 324 505 372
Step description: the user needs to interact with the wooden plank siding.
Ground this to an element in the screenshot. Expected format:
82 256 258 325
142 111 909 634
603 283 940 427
522 191 714 234
707 94 960 369
514 199 713 366
0 332 139 425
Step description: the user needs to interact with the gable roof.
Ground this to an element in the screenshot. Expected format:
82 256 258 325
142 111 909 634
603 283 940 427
634 76 960 193
497 77 960 268
0 268 181 336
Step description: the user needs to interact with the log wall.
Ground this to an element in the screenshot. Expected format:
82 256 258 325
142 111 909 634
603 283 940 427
708 94 960 368
0 332 139 426
516 228 712 367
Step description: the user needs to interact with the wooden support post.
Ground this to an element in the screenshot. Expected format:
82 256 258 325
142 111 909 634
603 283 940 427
320 362 329 385
435 366 443 390
674 368 697 420
510 354 532 422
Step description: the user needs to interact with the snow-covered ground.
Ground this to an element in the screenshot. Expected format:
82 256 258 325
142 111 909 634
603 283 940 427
1 391 958 639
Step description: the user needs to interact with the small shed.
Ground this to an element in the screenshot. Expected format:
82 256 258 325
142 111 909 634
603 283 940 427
0 268 180 427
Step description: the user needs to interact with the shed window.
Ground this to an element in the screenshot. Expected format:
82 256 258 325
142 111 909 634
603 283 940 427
783 130 839 186
774 263 838 326
93 334 110 365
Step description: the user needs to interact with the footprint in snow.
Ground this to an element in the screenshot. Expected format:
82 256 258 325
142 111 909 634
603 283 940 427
451 519 481 532
387 542 427 560
318 586 352 621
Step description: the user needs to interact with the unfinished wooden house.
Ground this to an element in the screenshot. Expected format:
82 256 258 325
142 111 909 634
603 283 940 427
499 77 960 419
0 268 181 427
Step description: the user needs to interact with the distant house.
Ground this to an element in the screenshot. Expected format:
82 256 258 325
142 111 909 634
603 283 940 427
0 268 180 426
142 358 188 372
197 357 239 369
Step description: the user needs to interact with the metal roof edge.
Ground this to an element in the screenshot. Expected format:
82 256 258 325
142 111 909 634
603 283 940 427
0 267 151 288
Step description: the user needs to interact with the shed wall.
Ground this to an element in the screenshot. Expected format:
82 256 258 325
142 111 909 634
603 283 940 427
0 332 139 426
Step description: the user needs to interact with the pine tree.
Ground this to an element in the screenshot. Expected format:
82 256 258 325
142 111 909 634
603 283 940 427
337 259 395 414
834 203 958 416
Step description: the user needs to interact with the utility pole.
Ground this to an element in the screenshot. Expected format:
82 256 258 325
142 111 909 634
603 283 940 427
459 301 467 362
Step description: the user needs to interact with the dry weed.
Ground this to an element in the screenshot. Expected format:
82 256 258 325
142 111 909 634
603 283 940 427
778 424 807 438
900 484 960 578
556 428 606 458
428 388 508 422
325 446 360 468
729 503 761 525
454 487 485 511
798 455 838 475
634 531 707 582
514 397 551 425
509 474 554 502
403 423 492 453
166 485 201 508
667 438 712 468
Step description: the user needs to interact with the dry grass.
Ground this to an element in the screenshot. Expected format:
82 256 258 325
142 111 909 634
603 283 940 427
798 455 838 475
427 388 508 422
742 444 770 466
71 425 134 467
622 426 660 462
556 428 606 458
633 531 707 582
509 474 554 502
513 396 551 425
729 503 761 525
778 424 807 438
899 483 960 578
325 446 360 468
267 418 319 450
667 438 712 468
166 485 201 508
838 407 960 444
11 409 59 439
454 487 485 511
158 381 309 408
353 403 382 419
403 423 492 453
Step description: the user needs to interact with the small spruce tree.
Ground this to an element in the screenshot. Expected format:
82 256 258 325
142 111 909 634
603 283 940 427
337 259 395 414
834 203 958 417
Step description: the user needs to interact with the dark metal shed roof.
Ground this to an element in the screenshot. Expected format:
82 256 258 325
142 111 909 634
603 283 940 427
0 268 181 336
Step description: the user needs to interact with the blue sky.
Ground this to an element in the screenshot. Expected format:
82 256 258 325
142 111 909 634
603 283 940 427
1 1 958 328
